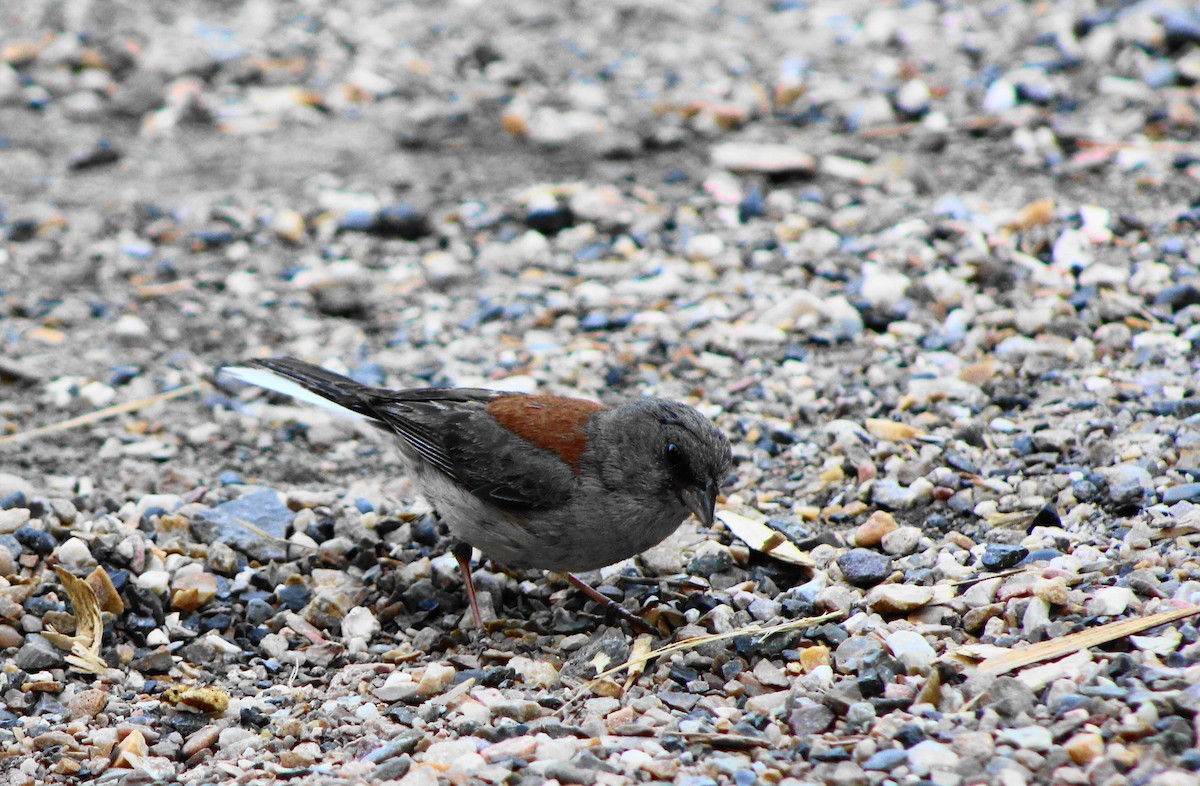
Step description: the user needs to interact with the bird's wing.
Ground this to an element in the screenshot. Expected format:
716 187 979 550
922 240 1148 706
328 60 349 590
222 357 583 510
371 395 583 510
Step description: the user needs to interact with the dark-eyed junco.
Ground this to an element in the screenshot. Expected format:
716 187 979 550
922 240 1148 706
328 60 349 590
220 357 732 629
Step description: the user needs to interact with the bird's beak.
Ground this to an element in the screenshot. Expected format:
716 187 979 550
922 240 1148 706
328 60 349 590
682 479 720 528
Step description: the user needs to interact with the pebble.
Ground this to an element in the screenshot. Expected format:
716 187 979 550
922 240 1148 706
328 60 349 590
834 637 885 674
864 748 909 771
907 741 960 775
982 544 1029 570
837 549 893 587
710 142 815 175
999 726 1053 751
853 511 897 547
417 663 456 696
191 490 295 562
880 526 921 556
866 585 934 614
885 630 936 673
1087 586 1134 616
16 634 66 670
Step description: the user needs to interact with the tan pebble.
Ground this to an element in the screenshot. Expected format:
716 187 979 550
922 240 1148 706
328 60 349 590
1033 577 1069 606
605 705 636 732
85 567 124 614
500 111 529 137
181 725 222 759
272 210 306 244
113 729 148 768
865 584 934 613
962 603 1005 633
800 645 830 672
171 572 218 611
819 463 846 483
68 689 108 719
855 511 897 547
946 531 975 549
51 757 82 776
416 662 456 696
0 624 22 649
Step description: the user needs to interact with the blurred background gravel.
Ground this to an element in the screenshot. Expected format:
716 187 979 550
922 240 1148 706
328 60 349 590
2 1 1200 784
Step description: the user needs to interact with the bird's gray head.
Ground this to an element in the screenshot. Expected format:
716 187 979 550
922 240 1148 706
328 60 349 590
594 398 733 528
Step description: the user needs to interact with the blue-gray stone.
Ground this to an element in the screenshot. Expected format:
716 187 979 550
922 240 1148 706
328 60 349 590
191 490 294 561
864 749 909 771
982 544 1028 570
837 549 892 587
1163 483 1200 504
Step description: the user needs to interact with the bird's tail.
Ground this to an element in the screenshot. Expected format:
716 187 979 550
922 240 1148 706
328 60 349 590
219 357 376 421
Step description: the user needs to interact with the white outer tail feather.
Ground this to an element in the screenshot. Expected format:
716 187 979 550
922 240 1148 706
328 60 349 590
220 366 368 421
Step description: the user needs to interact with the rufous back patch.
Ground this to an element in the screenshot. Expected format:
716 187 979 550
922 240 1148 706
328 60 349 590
487 395 606 472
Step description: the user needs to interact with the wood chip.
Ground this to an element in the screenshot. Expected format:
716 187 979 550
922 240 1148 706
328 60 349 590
974 604 1200 676
716 510 814 567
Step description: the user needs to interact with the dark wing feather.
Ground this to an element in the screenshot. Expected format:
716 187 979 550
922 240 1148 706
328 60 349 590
239 358 576 509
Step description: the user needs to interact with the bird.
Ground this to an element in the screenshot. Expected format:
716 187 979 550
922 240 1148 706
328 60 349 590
219 357 732 630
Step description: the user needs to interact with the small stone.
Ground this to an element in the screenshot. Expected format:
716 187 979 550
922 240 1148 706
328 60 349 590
1100 465 1152 507
745 690 789 716
374 673 418 703
788 697 835 736
68 689 108 718
417 662 456 696
171 572 218 611
1032 577 1069 606
999 726 1052 751
711 142 815 175
271 210 306 243
747 597 782 622
854 511 897 547
132 646 175 674
1163 483 1200 504
14 526 56 555
1064 731 1104 765
885 630 936 673
982 544 1028 570
864 748 909 771
688 540 734 577
16 634 66 670
1087 586 1134 616
0 624 22 649
837 549 893 587
113 314 150 341
907 740 960 775
54 537 96 571
870 478 934 510
866 584 933 614
341 606 380 643
0 508 30 534
835 636 885 673
375 204 431 240
880 526 921 556
191 490 295 562
982 676 1036 719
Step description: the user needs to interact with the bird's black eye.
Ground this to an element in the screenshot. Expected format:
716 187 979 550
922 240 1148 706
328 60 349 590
665 443 683 464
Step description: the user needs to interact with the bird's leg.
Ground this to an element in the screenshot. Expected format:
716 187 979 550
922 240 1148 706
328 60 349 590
452 542 485 629
565 573 655 635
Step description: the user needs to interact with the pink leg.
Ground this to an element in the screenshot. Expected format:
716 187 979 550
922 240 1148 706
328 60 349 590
565 573 654 634
452 543 485 629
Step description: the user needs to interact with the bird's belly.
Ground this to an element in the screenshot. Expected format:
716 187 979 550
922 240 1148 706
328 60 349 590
414 470 689 573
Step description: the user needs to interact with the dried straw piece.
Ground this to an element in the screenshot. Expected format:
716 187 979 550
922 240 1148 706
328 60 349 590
975 604 1200 676
0 383 202 445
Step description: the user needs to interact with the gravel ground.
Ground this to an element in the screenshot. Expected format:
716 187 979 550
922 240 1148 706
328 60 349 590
3 1 1200 784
